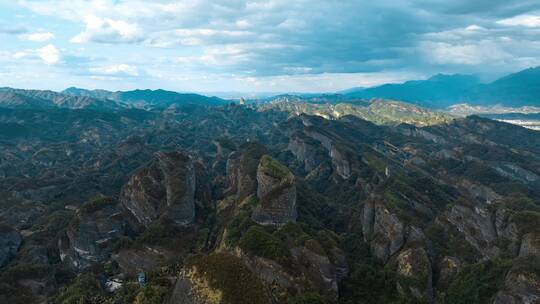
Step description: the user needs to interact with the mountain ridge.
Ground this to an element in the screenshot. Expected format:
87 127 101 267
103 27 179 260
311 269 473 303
344 67 540 108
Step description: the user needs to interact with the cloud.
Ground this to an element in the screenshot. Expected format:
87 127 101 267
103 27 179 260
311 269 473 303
20 32 55 42
11 44 61 65
89 64 139 76
71 15 143 43
7 0 540 91
37 44 60 64
420 41 512 65
497 14 540 27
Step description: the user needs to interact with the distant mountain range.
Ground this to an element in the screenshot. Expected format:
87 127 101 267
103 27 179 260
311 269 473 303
0 87 122 110
62 87 226 108
1 65 540 112
344 66 540 108
0 87 227 110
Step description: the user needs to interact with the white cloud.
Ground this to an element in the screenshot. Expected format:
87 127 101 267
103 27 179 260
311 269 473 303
10 0 540 91
497 14 540 27
37 44 60 64
89 64 139 76
71 15 142 43
13 51 28 59
20 32 55 42
421 41 511 65
11 44 61 64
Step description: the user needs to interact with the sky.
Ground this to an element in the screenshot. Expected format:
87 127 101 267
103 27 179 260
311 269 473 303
1 0 540 94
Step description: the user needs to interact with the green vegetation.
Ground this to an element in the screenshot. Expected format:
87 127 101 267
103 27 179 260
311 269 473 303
363 152 387 175
289 292 328 304
511 210 540 234
51 273 107 304
31 210 72 233
259 154 294 182
111 236 135 252
0 282 36 304
2 263 49 282
338 235 401 304
78 197 117 214
134 284 169 304
51 264 172 304
425 223 479 263
502 195 539 211
239 142 268 177
442 259 512 304
239 226 292 266
137 218 196 250
0 122 29 138
224 195 258 247
260 99 454 127
186 252 270 304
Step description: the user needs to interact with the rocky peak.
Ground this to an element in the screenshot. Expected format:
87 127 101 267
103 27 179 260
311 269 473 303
59 197 125 270
225 142 268 199
251 155 297 226
120 151 196 230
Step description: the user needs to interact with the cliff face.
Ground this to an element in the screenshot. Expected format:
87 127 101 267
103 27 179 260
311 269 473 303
287 133 327 172
225 142 268 199
362 202 406 262
121 151 196 229
305 129 352 179
251 155 297 226
59 197 125 269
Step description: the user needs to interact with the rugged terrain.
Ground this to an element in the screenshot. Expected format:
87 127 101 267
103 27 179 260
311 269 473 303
0 89 539 304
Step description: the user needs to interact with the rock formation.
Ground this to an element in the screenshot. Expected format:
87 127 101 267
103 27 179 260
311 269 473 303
251 155 297 226
59 197 125 269
395 246 433 302
121 151 196 229
225 142 268 199
362 201 406 262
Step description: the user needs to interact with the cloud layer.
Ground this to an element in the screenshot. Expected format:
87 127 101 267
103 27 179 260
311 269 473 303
1 0 540 92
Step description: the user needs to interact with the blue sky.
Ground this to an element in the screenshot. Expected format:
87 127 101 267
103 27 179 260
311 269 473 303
1 0 540 93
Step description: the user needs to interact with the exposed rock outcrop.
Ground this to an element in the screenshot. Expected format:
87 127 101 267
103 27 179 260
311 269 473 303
494 260 540 304
437 256 461 290
121 151 195 229
59 197 125 269
519 233 540 257
290 246 342 301
288 133 327 172
305 130 352 179
395 246 433 302
225 142 268 199
362 201 405 262
445 204 499 258
251 155 297 226
0 223 22 267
